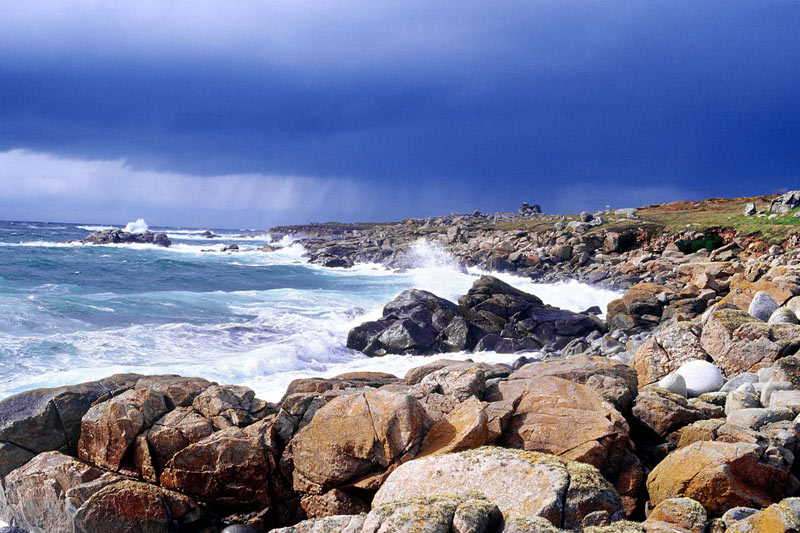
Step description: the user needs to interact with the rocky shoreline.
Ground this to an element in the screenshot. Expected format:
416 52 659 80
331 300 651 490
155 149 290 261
4 192 800 532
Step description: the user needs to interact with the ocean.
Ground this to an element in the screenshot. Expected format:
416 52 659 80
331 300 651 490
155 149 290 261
0 220 622 402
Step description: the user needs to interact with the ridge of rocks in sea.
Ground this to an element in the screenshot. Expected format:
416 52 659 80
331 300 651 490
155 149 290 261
78 228 172 247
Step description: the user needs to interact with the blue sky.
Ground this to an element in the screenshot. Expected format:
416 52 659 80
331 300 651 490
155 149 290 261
0 2 798 228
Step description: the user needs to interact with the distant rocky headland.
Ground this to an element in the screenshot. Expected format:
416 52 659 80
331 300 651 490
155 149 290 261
6 191 800 532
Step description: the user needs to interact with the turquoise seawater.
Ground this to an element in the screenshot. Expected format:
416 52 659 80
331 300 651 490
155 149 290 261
0 220 621 401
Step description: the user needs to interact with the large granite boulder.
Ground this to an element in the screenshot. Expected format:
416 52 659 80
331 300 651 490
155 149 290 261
159 418 279 510
287 389 430 503
509 355 638 412
0 374 139 479
647 441 792 515
372 447 623 531
192 384 274 430
2 452 104 532
701 309 800 376
633 323 710 387
71 479 210 533
495 377 632 478
416 396 491 457
134 407 215 482
77 387 169 471
769 190 800 214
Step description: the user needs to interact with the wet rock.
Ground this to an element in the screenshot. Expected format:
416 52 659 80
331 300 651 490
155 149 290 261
81 229 171 247
457 276 602 351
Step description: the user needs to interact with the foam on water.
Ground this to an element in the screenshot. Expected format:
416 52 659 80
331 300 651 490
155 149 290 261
124 218 149 233
0 230 622 402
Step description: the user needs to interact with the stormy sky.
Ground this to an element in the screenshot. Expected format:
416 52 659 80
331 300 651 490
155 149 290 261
1 1 798 228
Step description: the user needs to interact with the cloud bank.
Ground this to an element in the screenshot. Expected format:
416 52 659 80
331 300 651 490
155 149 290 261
0 2 798 226
0 150 364 227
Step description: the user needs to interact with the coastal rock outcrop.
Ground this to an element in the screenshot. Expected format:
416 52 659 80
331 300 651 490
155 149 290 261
81 229 171 247
347 276 604 356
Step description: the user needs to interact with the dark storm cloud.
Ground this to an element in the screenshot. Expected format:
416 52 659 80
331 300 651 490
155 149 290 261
0 1 798 225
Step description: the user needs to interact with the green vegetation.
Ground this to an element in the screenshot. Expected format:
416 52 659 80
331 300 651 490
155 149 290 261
675 234 724 254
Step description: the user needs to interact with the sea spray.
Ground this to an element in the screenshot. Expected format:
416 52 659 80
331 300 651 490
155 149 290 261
123 218 149 233
0 224 622 403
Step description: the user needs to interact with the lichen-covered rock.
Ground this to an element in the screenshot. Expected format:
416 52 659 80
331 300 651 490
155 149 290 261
362 495 502 533
134 376 214 409
633 323 710 388
267 514 366 532
647 441 792 515
417 396 490 457
134 407 215 481
498 376 633 479
71 479 209 533
373 447 622 530
289 390 430 490
772 356 800 388
509 355 638 412
77 387 169 471
3 451 104 533
645 498 707 533
724 497 800 532
700 309 800 376
192 384 273 430
159 418 278 510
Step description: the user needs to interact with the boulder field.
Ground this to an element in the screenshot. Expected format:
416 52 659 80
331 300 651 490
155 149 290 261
5 345 800 531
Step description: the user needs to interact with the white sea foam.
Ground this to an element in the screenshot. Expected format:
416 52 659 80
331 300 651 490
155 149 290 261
0 235 622 403
124 218 149 233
